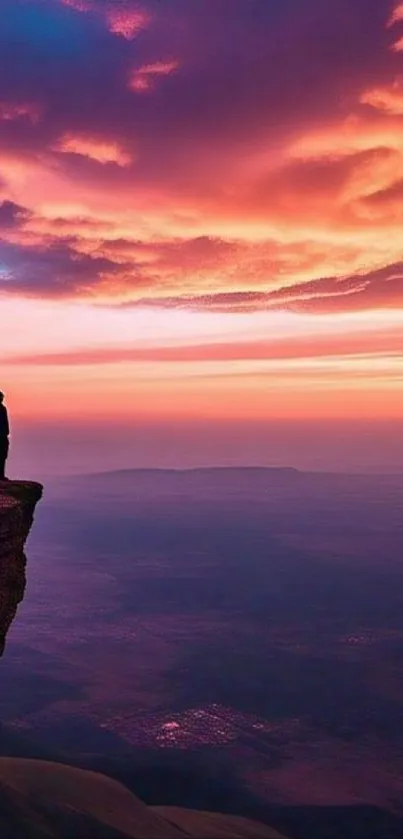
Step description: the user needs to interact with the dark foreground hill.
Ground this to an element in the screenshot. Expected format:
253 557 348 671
0 757 286 838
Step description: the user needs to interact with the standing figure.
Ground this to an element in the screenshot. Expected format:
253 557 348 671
0 392 9 480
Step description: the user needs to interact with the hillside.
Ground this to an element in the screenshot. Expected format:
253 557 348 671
0 758 287 838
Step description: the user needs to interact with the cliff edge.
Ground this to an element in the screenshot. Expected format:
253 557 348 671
0 481 287 838
0 480 43 657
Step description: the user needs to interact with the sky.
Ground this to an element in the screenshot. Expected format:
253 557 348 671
1 0 403 474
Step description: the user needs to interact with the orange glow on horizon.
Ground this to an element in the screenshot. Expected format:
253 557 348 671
2 296 403 422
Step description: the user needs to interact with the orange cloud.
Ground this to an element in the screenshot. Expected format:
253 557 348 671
361 79 403 114
391 35 403 51
52 134 133 166
0 1 401 314
388 2 403 26
289 114 403 159
282 114 403 235
129 61 180 93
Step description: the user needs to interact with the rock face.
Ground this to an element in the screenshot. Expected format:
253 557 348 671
0 480 287 838
0 480 43 657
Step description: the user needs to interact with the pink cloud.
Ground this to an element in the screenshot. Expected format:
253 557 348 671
52 134 133 166
60 0 150 39
129 61 180 93
7 329 403 367
361 78 403 114
388 2 403 26
391 35 403 51
388 1 403 48
106 6 150 39
0 0 401 319
0 101 42 123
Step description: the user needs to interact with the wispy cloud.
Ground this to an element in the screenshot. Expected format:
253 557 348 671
361 78 403 114
52 133 133 166
129 60 180 92
0 101 42 123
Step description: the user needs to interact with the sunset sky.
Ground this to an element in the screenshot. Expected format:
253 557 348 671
1 0 403 474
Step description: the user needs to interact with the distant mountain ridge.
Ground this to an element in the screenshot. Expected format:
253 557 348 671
75 466 301 479
63 465 403 482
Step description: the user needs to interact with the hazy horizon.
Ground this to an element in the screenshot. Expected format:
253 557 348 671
8 417 403 480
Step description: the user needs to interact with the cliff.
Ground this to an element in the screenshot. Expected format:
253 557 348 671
0 481 287 838
0 480 43 657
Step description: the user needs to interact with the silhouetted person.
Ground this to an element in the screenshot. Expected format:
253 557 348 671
0 392 9 480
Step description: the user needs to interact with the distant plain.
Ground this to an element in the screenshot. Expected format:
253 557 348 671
2 467 403 838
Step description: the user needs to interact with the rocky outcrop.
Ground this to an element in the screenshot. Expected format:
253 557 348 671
0 480 43 541
0 758 287 838
0 480 43 657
